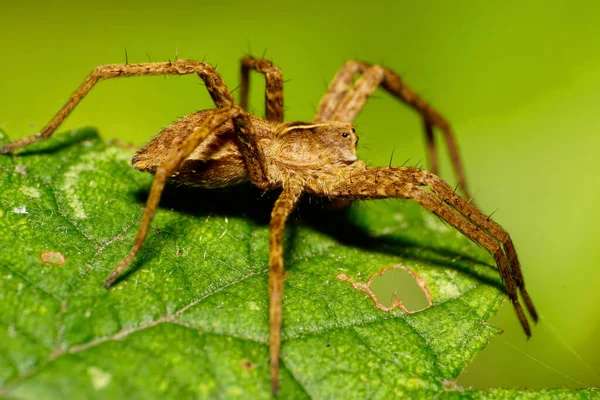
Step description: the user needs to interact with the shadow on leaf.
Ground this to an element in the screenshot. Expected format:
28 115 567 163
10 127 102 156
134 183 504 292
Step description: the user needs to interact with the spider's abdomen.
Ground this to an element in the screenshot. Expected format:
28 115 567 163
131 110 269 188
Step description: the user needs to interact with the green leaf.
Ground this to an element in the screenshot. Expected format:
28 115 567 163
0 129 594 399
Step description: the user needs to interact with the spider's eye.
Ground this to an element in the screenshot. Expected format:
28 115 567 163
342 132 349 138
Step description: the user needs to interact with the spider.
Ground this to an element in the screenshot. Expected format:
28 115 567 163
0 56 537 394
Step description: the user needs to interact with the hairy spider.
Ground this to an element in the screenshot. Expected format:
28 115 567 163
0 57 537 394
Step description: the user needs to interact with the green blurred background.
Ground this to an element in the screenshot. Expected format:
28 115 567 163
1 0 599 391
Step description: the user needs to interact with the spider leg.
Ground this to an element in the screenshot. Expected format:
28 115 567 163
314 61 472 202
0 60 235 153
104 106 243 287
410 185 532 335
239 56 284 122
268 183 303 395
325 166 536 335
314 61 361 123
421 172 537 321
423 119 439 177
232 112 270 187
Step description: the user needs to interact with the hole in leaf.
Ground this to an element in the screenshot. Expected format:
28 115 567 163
370 267 431 312
337 265 431 314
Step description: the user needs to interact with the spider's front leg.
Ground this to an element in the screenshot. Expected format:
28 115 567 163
314 61 472 202
268 183 303 395
239 56 284 122
325 166 537 335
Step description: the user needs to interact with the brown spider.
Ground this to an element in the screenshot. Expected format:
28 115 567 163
0 57 537 394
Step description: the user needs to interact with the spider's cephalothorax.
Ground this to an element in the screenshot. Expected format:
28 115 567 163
131 111 361 191
0 57 537 395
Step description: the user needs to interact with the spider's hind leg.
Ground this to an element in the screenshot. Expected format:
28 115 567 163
104 106 243 287
0 60 235 154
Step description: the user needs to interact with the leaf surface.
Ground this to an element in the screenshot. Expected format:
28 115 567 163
0 129 592 399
